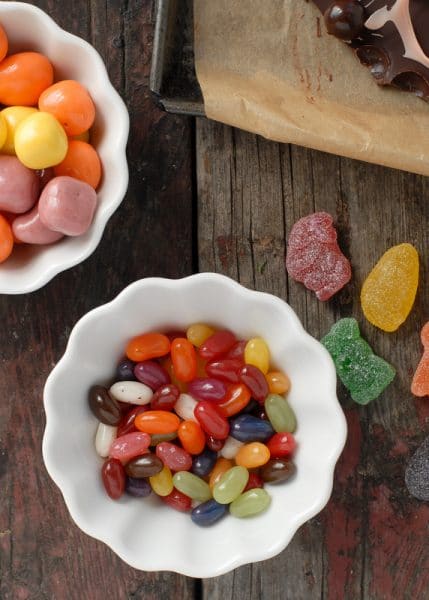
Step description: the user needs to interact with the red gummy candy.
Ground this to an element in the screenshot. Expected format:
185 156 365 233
286 212 351 301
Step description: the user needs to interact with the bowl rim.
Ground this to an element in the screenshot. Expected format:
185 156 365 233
42 273 347 577
0 1 130 294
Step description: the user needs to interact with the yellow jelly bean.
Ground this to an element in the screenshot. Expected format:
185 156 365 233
14 111 68 169
244 337 270 374
209 457 233 488
266 371 290 395
235 442 270 469
1 106 38 155
186 323 215 347
149 464 173 497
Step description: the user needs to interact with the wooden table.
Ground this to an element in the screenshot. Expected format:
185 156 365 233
1 1 428 598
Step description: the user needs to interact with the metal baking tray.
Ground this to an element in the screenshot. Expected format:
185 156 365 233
150 0 205 116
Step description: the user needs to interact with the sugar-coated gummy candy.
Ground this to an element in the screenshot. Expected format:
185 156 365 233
191 499 228 526
230 414 274 442
149 465 174 496
286 212 351 301
213 466 249 504
361 243 419 332
171 338 197 382
188 377 227 402
95 423 117 458
411 322 429 397
216 383 251 417
172 471 212 502
109 381 153 405
322 318 396 404
261 458 296 483
405 436 429 502
89 385 122 426
162 488 192 512
126 333 170 362
186 323 215 347
155 442 192 472
229 488 271 518
15 112 68 169
38 80 96 136
174 393 198 422
239 364 269 402
135 410 180 435
0 156 39 214
109 432 151 464
0 52 54 106
151 384 180 411
12 206 64 245
191 448 217 477
194 400 230 439
102 458 125 500
219 436 244 459
125 454 163 478
126 477 152 498
244 338 270 374
264 394 297 433
134 360 170 390
177 420 206 455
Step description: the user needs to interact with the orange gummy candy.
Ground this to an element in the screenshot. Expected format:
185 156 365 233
411 322 429 397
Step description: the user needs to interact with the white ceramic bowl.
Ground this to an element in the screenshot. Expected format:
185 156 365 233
0 2 129 294
43 274 347 577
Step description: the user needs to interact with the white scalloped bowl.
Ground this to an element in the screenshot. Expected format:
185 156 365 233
43 274 347 577
0 2 129 294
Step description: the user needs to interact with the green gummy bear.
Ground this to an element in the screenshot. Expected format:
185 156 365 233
321 318 395 405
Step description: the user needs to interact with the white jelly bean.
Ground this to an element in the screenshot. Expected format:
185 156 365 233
109 381 153 405
95 423 117 458
174 393 198 422
220 436 244 459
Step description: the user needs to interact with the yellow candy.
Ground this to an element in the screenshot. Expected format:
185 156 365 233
1 106 38 155
361 243 419 332
0 113 7 151
149 464 173 497
209 457 233 488
266 371 290 395
186 323 215 347
235 442 270 469
244 337 270 374
14 111 68 169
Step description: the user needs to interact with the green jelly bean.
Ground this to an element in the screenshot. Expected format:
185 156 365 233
150 431 177 446
172 471 212 502
230 488 271 518
213 466 249 504
264 394 296 433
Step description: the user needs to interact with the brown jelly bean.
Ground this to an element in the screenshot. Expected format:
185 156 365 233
89 385 121 425
260 458 296 484
125 453 164 478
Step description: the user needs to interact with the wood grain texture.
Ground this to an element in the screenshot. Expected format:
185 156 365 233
196 120 429 600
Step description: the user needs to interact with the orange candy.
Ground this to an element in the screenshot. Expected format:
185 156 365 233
126 333 170 362
209 458 233 488
135 410 180 435
266 371 290 395
177 420 205 455
0 24 8 63
235 442 271 469
216 383 251 417
411 322 429 397
0 52 53 106
39 80 95 136
160 356 187 393
54 140 101 189
0 214 13 263
171 338 197 383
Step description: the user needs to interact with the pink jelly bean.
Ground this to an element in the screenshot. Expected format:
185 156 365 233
155 442 193 471
12 205 64 245
134 360 171 390
0 156 39 214
109 432 151 464
38 176 97 236
188 377 227 401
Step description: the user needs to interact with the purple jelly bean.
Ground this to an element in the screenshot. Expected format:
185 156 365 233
188 377 227 402
116 359 136 381
134 360 170 390
125 477 152 498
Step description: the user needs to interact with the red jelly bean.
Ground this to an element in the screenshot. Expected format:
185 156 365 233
243 472 264 492
126 333 170 362
156 442 193 471
225 340 246 361
194 400 230 440
162 488 192 512
205 434 225 452
117 405 150 437
135 410 180 434
205 358 243 384
239 364 269 402
216 383 251 417
267 432 296 458
151 383 180 411
102 458 125 500
188 377 227 402
134 360 170 390
199 330 237 360
109 432 151 464
178 420 206 455
171 338 197 383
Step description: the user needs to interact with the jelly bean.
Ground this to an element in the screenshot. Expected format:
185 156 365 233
15 112 68 170
54 140 101 189
126 332 170 362
38 176 97 236
125 476 151 498
134 360 170 390
0 214 13 263
171 338 197 382
239 364 269 402
216 383 251 417
206 358 242 383
260 458 296 483
117 405 149 437
39 80 96 136
0 52 54 106
191 499 228 527
12 206 64 245
244 338 270 374
243 473 264 492
191 448 217 478
151 383 180 411
156 442 192 471
173 471 212 501
194 400 230 439
88 385 122 426
209 458 233 488
230 414 274 442
177 420 206 455
264 394 297 433
199 330 237 360
109 381 153 406
186 323 216 347
95 423 117 458
149 465 174 496
220 436 244 459
188 378 227 402
174 393 198 422
252 405 268 420
109 432 151 464
266 371 290 395
196 355 208 378
266 432 296 458
150 431 178 445
102 458 125 500
162 488 192 512
1 107 37 155
0 24 8 63
235 442 270 469
412 322 429 397
213 466 249 504
0 156 39 214
225 340 247 361
205 434 225 452
125 453 164 478
116 359 136 381
229 488 271 518
135 410 180 435
160 356 188 393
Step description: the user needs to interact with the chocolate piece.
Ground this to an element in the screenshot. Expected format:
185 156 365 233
312 0 429 100
324 1 365 41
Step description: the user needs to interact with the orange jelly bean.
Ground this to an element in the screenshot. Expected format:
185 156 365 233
209 457 233 488
171 338 197 382
135 410 180 435
216 383 251 417
235 442 270 469
161 356 187 393
0 52 54 106
266 371 291 395
38 80 96 136
126 333 170 362
0 214 13 263
54 140 101 189
178 420 205 455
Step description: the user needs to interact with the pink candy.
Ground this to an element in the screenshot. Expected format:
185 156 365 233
0 156 39 214
12 205 64 245
109 432 151 464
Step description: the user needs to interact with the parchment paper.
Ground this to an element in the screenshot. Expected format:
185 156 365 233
194 0 429 177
